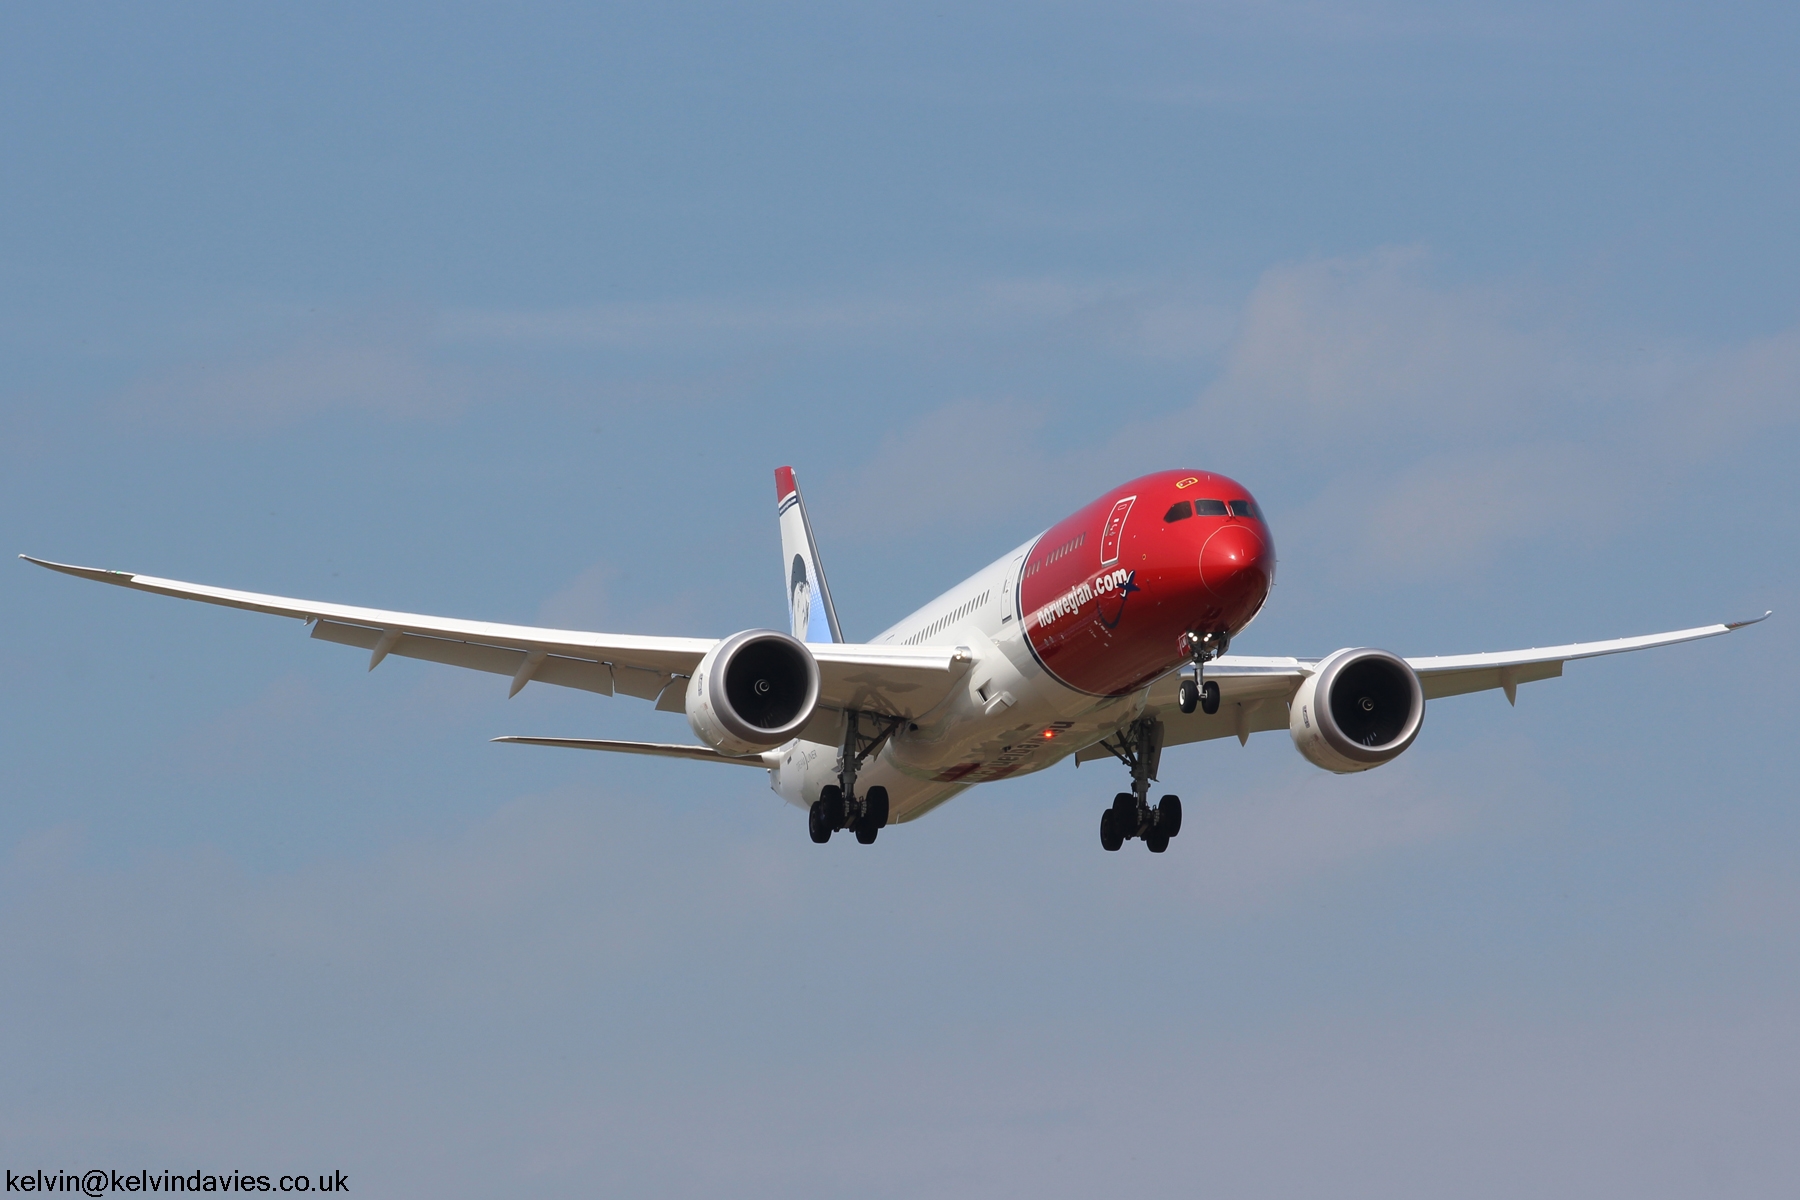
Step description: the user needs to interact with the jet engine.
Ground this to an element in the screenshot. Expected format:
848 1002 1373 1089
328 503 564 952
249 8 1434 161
686 629 821 755
1289 647 1425 773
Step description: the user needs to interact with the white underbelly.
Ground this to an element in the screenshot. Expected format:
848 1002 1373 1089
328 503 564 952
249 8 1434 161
769 680 1147 823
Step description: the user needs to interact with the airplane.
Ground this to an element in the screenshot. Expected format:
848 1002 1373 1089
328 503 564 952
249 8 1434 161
22 467 1769 853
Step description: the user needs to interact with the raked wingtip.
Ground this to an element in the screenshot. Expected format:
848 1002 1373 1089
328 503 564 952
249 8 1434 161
19 555 134 583
1724 610 1773 630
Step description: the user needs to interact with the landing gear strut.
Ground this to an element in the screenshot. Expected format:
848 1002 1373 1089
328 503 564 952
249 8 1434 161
1094 716 1183 853
807 710 898 845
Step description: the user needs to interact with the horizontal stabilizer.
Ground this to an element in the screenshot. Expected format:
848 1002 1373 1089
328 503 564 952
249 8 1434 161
492 735 773 767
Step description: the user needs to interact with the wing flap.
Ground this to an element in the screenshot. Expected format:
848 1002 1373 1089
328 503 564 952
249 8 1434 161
811 644 973 718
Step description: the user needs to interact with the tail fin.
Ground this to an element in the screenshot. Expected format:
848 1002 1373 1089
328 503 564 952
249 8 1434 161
775 466 844 643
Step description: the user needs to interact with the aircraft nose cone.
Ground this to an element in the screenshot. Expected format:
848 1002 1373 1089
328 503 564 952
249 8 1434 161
1199 522 1272 614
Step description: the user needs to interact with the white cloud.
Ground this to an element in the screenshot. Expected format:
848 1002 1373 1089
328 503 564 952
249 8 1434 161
822 399 1063 538
1142 250 1799 580
533 562 617 630
1153 763 1476 908
439 296 931 347
1289 440 1633 577
111 312 476 429
439 276 1236 363
1193 248 1579 444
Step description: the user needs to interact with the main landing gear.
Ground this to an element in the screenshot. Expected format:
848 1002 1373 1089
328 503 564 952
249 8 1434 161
1095 716 1183 853
808 710 899 846
810 784 889 844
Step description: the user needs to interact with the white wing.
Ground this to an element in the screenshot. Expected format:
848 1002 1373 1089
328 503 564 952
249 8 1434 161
1078 615 1770 761
1404 617 1769 700
490 736 775 766
20 556 971 718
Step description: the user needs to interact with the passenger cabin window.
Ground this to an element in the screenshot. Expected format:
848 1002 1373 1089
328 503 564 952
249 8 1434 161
1193 498 1229 516
1163 501 1193 522
1229 499 1262 519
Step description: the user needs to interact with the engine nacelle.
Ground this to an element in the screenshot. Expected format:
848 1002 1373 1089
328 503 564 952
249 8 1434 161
686 629 821 756
1289 647 1425 774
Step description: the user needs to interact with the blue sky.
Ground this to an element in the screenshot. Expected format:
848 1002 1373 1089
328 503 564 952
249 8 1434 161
2 3 1796 1195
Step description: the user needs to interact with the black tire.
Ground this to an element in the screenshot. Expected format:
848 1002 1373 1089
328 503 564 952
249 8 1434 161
1200 680 1221 715
1145 831 1170 853
1111 792 1137 839
819 784 846 830
1100 809 1123 852
865 786 890 829
1178 678 1198 714
808 801 832 844
855 820 878 845
1158 794 1183 838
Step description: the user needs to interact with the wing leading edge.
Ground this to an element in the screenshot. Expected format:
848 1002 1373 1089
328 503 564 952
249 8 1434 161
19 556 971 718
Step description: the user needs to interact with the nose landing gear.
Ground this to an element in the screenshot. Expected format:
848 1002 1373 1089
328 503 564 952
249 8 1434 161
1177 678 1220 715
1095 716 1183 853
1176 631 1228 715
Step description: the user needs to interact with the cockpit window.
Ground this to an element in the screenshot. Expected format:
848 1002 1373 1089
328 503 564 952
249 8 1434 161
1193 498 1229 516
1163 501 1193 522
1229 499 1262 519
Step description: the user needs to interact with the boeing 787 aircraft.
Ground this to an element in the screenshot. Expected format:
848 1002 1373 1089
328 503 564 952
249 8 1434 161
22 468 1767 853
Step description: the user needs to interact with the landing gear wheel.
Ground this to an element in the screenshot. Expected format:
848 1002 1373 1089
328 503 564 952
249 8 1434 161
1157 794 1182 838
1178 678 1199 714
855 820 878 845
819 785 846 831
1200 680 1221 715
1145 831 1170 853
864 786 890 829
1111 792 1137 840
808 801 832 843
1100 809 1124 852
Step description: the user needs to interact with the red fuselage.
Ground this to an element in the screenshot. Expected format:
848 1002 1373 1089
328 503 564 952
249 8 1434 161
1017 469 1275 696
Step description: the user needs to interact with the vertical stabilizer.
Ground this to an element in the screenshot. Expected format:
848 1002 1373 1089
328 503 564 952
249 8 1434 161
774 466 844 643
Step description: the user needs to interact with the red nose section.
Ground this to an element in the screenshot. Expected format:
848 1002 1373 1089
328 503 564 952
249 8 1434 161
1199 523 1271 623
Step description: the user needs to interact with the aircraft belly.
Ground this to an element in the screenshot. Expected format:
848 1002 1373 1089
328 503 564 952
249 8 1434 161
770 683 1142 824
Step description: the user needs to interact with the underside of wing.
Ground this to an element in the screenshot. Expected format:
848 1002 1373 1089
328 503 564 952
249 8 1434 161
1075 657 1306 763
809 643 973 718
491 736 774 766
20 555 973 718
1077 614 1770 763
1405 615 1770 702
23 556 714 707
